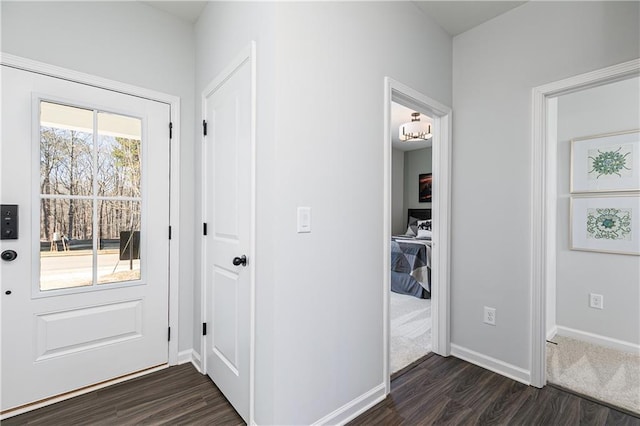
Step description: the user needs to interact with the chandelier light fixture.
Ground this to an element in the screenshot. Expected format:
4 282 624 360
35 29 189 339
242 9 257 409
399 112 432 141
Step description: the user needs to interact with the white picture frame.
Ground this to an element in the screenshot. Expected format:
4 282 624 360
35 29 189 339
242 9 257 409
570 129 640 193
571 195 640 255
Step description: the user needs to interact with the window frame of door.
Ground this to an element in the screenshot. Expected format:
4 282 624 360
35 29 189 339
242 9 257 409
1 52 182 366
31 94 149 298
383 77 452 394
529 58 640 388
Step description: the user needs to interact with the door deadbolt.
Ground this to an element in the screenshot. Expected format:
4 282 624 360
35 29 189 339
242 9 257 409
1 250 17 261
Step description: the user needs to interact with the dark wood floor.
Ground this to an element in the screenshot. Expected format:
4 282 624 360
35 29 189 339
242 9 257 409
2 364 244 425
350 353 640 426
4 355 639 425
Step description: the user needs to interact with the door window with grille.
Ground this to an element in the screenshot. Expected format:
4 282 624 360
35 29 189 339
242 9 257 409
39 101 143 291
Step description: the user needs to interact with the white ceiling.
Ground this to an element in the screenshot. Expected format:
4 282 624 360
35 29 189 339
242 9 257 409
414 1 527 36
392 103 433 152
143 1 527 35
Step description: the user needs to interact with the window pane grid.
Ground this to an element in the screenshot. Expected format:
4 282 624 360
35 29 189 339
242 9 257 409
39 101 142 292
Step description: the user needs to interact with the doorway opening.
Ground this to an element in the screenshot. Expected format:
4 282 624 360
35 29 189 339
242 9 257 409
545 76 640 415
383 78 452 392
389 102 434 375
530 59 639 415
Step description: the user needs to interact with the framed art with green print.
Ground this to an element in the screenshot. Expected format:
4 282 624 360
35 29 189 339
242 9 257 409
571 194 640 255
571 129 640 193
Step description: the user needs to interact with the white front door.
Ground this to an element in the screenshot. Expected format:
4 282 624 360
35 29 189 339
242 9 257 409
1 66 171 411
203 50 253 422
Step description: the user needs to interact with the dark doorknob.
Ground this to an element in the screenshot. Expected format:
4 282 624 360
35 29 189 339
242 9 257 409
232 255 247 266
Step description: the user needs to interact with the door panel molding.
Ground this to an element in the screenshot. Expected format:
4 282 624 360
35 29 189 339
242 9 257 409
35 300 143 361
0 52 181 367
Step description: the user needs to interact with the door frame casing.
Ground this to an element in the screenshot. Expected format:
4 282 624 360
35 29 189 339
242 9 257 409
529 58 640 388
383 77 452 393
200 42 256 424
0 52 181 366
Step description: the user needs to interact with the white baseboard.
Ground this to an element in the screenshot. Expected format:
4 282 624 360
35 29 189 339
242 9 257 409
311 383 386 426
191 350 203 373
547 326 558 341
450 344 531 385
556 326 640 354
177 349 203 373
178 349 192 365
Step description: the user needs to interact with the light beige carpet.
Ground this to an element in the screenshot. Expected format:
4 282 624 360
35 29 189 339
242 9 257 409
390 292 431 374
547 335 640 415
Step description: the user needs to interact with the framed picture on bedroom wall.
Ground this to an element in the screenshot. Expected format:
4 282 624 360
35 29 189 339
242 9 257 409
570 194 640 255
419 173 432 202
570 129 640 193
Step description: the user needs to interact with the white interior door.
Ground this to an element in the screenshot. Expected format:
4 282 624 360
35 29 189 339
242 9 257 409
1 66 171 411
203 51 253 422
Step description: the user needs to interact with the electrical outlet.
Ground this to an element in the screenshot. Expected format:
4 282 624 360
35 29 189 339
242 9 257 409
484 306 496 326
589 293 604 310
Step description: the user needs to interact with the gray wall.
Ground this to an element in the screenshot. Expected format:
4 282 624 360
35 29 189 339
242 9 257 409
392 147 433 235
556 76 640 345
1 1 196 354
196 2 452 424
403 147 433 219
392 148 405 235
452 1 639 370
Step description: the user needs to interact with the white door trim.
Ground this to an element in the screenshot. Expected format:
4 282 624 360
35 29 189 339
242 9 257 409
200 41 256 425
383 77 452 393
529 58 640 388
0 52 181 366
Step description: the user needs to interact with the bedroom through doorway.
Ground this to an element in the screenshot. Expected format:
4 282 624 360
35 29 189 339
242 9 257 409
389 101 434 375
383 77 452 392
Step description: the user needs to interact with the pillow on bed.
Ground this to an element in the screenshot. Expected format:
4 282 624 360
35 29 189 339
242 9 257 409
405 216 420 236
417 229 432 239
417 219 432 231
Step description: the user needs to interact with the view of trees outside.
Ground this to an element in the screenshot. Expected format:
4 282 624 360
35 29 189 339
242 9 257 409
40 102 142 290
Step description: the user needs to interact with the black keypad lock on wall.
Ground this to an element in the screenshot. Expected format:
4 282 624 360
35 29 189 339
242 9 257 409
1 205 18 240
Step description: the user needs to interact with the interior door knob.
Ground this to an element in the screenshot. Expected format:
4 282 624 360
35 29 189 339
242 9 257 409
232 255 247 266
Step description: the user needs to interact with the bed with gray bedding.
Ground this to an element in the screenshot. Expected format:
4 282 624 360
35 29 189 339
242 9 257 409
390 209 432 299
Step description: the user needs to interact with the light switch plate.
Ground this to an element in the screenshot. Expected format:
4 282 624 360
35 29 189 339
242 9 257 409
297 207 311 233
